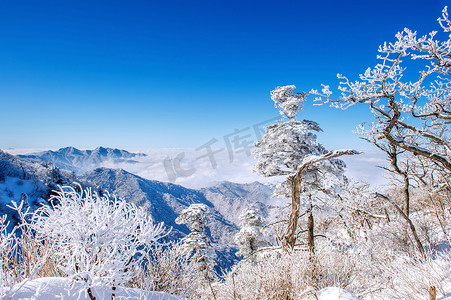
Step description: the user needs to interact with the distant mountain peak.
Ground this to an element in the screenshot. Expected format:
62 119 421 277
18 147 147 174
94 146 108 155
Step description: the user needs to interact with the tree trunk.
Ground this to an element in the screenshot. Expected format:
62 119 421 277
281 149 361 251
429 286 436 300
376 193 426 257
87 287 96 300
387 144 410 216
307 201 314 254
282 175 301 249
402 172 410 217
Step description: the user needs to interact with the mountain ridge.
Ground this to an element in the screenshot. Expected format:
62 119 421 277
18 146 147 174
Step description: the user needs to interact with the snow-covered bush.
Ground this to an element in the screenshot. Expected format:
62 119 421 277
133 241 204 299
30 185 167 293
213 245 359 300
0 201 61 298
0 214 15 298
379 252 451 299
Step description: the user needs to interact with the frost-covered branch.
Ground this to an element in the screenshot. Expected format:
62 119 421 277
311 7 451 172
30 184 168 291
375 192 425 256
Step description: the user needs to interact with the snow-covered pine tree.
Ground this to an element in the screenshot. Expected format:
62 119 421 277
234 205 269 259
175 204 216 280
253 85 360 251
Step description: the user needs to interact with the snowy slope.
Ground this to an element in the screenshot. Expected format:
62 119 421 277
9 279 364 300
8 278 363 300
200 181 281 226
316 287 360 300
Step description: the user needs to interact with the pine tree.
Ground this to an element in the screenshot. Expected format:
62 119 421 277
234 205 269 259
253 85 360 250
175 204 216 280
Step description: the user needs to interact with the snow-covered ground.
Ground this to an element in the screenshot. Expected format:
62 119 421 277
7 277 363 300
0 177 36 205
316 287 360 300
8 277 187 300
0 176 47 207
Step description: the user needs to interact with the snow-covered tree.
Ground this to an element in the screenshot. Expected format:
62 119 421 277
175 204 216 280
30 185 167 299
310 7 451 257
311 6 451 174
234 205 269 258
254 85 360 250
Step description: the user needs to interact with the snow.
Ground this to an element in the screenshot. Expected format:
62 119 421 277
8 277 187 300
4 145 448 299
8 278 361 300
316 287 360 300
271 85 306 119
0 177 37 205
439 280 451 300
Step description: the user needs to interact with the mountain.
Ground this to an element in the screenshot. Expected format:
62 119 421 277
201 181 276 226
81 168 237 240
18 146 146 174
0 150 278 269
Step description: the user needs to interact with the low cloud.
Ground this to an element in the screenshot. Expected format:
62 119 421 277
7 147 390 189
104 148 389 189
341 149 389 187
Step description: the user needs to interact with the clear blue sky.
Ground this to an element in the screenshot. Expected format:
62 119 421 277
0 0 446 150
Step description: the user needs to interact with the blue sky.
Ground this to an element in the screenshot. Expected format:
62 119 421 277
0 0 446 150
